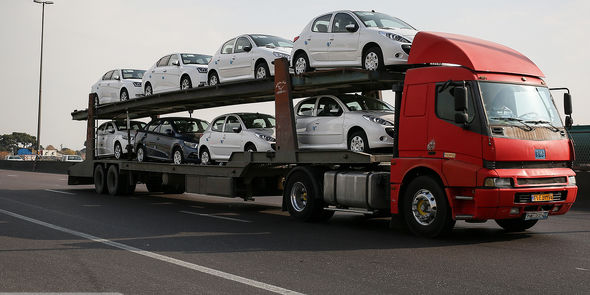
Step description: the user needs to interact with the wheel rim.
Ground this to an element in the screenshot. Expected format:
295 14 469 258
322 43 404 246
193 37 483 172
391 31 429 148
137 148 144 162
145 85 152 96
120 91 128 101
247 147 255 152
295 57 307 75
256 66 267 79
181 78 191 89
349 135 365 152
411 189 438 226
364 52 379 71
201 150 210 164
114 144 121 159
209 75 218 86
173 150 182 164
290 182 308 212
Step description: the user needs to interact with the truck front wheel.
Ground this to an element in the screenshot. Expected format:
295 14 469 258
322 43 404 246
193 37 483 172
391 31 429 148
402 176 455 237
284 170 333 222
495 219 538 232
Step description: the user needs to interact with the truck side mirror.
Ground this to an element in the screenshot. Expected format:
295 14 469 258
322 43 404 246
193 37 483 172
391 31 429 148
454 86 468 125
564 92 572 115
565 116 573 128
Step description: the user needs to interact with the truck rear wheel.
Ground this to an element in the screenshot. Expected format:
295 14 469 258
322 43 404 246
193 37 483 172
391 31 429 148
284 170 333 222
402 176 455 237
94 165 107 194
106 165 129 196
495 219 538 232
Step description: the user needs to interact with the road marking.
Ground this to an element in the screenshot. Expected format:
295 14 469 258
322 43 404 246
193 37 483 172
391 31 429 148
6 174 17 177
0 208 302 295
180 210 252 223
44 189 76 195
576 267 589 271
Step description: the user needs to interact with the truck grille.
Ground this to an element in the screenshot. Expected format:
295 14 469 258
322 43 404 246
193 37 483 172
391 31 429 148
514 191 567 203
517 177 567 186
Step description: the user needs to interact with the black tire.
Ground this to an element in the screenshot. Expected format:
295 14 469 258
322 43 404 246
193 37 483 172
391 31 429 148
402 176 455 238
495 219 538 232
199 147 214 165
120 88 129 101
293 52 312 75
106 165 128 196
136 145 147 162
284 170 333 222
363 46 385 71
255 62 270 79
348 130 370 153
93 164 107 194
208 71 220 86
245 143 257 152
180 75 192 90
114 142 123 160
144 83 153 96
172 147 184 164
146 181 163 193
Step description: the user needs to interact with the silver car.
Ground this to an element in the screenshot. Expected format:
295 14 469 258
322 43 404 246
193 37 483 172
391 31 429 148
96 120 146 159
294 94 394 153
199 113 276 165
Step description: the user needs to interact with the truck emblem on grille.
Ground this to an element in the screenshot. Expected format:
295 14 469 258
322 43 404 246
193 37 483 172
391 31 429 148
535 149 546 159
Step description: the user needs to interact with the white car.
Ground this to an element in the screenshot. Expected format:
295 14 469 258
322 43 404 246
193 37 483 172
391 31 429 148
61 155 83 162
207 34 293 85
198 113 276 164
91 69 145 104
96 120 146 160
5 155 24 161
294 94 395 153
143 53 211 96
291 10 417 74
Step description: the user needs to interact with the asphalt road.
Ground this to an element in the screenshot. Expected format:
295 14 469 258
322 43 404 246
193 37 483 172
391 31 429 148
1 169 589 294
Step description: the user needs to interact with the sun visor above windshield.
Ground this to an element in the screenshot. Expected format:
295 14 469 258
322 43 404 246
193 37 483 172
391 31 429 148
408 32 544 78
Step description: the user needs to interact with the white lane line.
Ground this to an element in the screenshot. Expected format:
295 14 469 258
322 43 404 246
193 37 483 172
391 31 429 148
6 175 17 177
44 189 76 195
180 210 252 223
0 208 302 295
576 267 589 271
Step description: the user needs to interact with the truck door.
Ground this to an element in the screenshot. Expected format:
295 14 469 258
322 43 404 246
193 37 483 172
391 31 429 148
398 84 429 155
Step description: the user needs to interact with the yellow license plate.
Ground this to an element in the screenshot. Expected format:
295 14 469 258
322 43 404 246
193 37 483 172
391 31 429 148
531 193 553 202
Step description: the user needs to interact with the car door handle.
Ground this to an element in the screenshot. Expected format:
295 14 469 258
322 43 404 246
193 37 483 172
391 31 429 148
163 70 167 72
329 38 334 40
306 38 311 41
151 70 155 73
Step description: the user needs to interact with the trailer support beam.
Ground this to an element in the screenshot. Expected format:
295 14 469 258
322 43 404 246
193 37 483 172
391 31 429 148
273 58 298 162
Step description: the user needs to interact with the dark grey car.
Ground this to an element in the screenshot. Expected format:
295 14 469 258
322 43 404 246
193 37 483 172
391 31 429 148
134 117 209 164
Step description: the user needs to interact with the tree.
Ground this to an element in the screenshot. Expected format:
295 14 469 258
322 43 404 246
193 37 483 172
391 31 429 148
61 148 76 155
0 132 37 152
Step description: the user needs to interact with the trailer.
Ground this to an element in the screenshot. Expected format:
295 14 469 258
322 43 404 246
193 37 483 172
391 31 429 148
69 32 578 237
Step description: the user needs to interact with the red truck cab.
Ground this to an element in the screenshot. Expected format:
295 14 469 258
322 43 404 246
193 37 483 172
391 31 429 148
390 32 577 237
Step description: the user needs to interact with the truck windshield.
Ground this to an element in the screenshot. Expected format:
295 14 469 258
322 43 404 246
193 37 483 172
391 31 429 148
339 95 394 111
239 114 276 129
353 11 415 30
480 82 563 129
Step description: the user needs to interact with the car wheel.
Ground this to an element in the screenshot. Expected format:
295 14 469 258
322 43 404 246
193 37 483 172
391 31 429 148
120 88 129 101
348 130 370 153
208 72 219 86
255 62 270 79
114 142 122 160
245 143 257 152
200 147 214 165
136 145 147 162
495 219 538 232
172 147 184 164
363 46 384 71
294 52 311 75
180 76 192 90
144 83 153 96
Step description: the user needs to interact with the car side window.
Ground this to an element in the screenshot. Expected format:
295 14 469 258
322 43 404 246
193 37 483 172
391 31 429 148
98 123 107 132
317 97 343 117
224 116 241 132
111 70 120 80
435 84 475 123
102 71 113 80
157 55 171 67
221 39 236 54
312 14 332 33
234 37 252 53
160 120 173 134
148 121 160 133
105 123 115 133
211 117 225 132
168 54 179 66
332 13 358 33
297 98 317 116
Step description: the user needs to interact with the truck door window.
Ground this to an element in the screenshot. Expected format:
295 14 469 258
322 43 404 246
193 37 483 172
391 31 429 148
297 98 317 116
436 84 475 123
317 97 343 117
211 117 226 132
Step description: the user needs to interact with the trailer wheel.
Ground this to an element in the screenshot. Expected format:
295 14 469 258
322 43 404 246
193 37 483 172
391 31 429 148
94 165 107 194
284 170 333 222
106 165 128 196
495 219 538 232
402 176 455 237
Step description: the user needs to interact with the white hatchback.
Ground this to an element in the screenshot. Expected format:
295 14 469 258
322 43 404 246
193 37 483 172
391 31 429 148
291 10 417 74
143 53 211 96
294 94 395 153
207 34 292 85
198 113 276 164
91 69 145 104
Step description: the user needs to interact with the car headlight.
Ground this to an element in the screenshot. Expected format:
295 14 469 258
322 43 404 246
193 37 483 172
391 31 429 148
378 31 411 43
568 175 576 185
483 177 513 188
196 67 208 73
273 52 290 59
183 141 199 149
133 82 142 87
362 115 393 126
255 133 275 142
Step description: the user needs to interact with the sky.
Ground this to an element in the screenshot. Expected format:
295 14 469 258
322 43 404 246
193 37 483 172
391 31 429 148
0 0 588 150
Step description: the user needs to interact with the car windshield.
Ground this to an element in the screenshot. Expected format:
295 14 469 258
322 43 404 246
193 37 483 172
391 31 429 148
173 119 209 134
339 95 394 111
115 121 146 131
479 82 563 128
239 113 276 129
353 11 415 30
180 54 212 65
249 35 293 48
121 69 145 79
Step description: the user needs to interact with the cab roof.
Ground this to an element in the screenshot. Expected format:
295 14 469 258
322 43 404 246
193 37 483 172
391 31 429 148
408 31 544 77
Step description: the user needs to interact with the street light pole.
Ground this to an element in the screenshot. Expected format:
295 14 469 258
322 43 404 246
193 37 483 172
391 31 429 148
33 0 53 162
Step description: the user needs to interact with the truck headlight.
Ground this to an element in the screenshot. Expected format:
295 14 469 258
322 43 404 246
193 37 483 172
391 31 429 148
255 133 275 142
568 175 576 185
363 115 393 126
196 67 208 73
183 141 199 149
484 177 512 188
378 31 411 43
